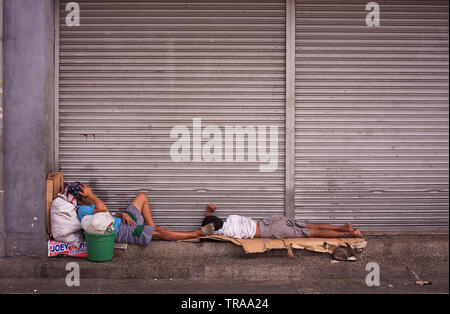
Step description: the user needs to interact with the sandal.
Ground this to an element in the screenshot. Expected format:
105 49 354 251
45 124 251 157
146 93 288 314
201 222 215 236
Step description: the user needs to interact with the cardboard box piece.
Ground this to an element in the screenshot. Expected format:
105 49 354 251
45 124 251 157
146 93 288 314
46 172 63 240
183 234 367 257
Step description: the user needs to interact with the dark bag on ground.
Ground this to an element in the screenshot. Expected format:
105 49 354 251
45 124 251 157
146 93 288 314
332 244 357 261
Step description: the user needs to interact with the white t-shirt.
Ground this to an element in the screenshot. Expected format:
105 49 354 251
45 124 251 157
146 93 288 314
214 215 257 239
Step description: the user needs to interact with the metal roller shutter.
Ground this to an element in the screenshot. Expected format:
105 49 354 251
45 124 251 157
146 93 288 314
57 0 286 230
295 0 449 230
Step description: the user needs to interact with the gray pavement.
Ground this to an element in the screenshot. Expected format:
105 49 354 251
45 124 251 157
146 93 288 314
0 278 448 294
0 233 448 295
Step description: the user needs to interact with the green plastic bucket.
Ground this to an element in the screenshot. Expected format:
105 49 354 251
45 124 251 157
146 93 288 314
84 231 116 262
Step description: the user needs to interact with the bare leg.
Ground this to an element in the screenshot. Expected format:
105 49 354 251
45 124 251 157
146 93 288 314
129 193 206 240
307 222 354 232
309 228 363 238
153 226 202 241
131 193 156 227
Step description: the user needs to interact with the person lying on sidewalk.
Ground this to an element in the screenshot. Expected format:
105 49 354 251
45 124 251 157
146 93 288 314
70 183 215 246
201 203 363 239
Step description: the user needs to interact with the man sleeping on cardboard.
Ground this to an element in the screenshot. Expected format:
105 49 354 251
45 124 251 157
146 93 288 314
201 204 363 240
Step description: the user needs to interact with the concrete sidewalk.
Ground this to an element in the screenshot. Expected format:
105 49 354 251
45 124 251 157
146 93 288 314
0 233 448 294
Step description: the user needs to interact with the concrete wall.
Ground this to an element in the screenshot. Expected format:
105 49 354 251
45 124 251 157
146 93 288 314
2 0 55 256
0 0 5 257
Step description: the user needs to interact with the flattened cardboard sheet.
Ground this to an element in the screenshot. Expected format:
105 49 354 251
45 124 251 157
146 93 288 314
182 235 367 255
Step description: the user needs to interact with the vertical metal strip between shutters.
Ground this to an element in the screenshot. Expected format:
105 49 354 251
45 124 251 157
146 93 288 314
58 0 286 230
295 0 449 231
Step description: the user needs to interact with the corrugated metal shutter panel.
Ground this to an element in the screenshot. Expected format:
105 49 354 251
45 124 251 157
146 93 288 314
295 0 449 230
58 0 286 230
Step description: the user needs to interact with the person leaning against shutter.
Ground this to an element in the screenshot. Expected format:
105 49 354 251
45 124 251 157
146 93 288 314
74 184 216 245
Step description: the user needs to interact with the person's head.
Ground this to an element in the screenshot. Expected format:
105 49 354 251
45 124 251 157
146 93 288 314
201 215 224 231
77 194 92 206
67 182 91 205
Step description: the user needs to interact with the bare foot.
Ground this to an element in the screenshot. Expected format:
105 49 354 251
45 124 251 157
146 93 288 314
345 222 354 232
351 229 363 238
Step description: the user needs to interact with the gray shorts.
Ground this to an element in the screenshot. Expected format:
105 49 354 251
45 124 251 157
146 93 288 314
259 215 310 239
115 203 154 246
